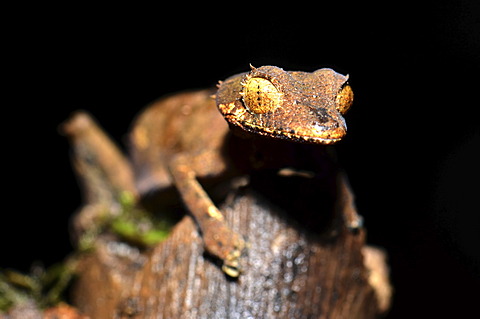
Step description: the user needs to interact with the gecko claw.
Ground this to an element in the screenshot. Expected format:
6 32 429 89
221 242 245 278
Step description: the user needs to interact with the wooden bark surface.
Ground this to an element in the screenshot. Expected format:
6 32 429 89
63 112 391 319
128 188 374 319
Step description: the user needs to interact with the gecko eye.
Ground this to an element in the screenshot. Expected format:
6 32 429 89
335 84 354 114
241 77 283 114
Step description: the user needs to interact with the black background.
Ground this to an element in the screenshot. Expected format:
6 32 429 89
3 2 479 318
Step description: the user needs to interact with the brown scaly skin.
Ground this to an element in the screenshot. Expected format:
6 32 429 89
217 65 352 144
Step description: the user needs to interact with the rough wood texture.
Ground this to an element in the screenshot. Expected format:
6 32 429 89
124 185 374 318
63 112 391 318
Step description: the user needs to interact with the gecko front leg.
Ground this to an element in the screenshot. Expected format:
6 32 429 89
169 155 246 277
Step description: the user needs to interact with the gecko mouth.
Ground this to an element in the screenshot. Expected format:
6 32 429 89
241 121 347 145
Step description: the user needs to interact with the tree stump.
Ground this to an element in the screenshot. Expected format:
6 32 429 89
62 111 391 319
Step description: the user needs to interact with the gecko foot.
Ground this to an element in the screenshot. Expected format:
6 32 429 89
201 218 246 277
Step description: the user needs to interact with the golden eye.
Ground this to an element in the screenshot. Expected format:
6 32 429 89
242 77 283 114
335 84 353 114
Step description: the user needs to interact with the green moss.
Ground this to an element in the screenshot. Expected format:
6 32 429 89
0 259 77 312
110 219 171 247
109 192 174 247
75 191 175 251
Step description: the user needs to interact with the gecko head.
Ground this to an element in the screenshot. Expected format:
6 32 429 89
216 65 353 144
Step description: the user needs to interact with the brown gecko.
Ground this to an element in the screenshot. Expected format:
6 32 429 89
130 65 353 277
